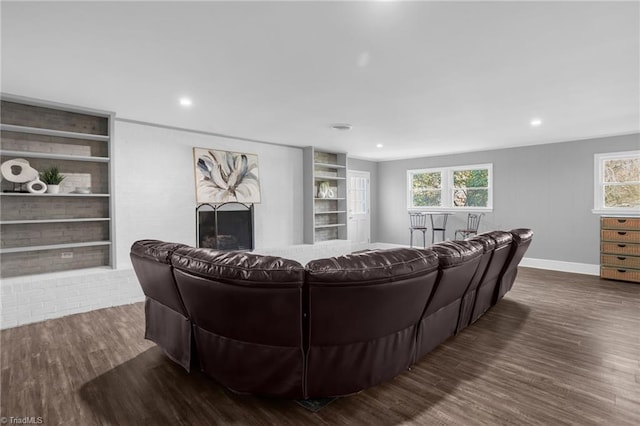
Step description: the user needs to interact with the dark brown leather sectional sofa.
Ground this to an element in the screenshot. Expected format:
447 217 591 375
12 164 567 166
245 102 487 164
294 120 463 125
130 228 532 399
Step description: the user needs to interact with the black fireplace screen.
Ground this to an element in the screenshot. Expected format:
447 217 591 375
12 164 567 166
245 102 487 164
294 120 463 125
196 203 254 250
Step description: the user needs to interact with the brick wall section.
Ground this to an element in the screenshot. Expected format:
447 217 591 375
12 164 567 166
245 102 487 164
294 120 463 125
1 246 110 277
315 227 339 241
1 101 109 135
0 268 142 329
1 197 109 221
314 151 338 165
1 131 108 157
1 222 109 248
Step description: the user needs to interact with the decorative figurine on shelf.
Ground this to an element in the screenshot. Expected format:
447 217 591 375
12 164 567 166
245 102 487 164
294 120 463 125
26 178 47 194
39 166 65 194
1 158 40 193
318 181 330 198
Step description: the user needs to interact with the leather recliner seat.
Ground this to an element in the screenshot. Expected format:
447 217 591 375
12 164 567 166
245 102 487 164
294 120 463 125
305 248 439 398
130 240 192 371
453 235 496 332
171 247 306 398
415 240 483 360
494 228 534 303
468 231 514 325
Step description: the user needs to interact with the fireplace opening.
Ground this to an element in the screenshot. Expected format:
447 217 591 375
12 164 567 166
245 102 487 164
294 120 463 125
196 203 254 251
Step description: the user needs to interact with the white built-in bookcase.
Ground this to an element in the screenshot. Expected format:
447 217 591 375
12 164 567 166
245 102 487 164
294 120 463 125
0 94 115 277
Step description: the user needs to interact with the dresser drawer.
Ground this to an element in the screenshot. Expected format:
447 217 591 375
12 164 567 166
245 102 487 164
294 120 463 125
601 254 640 268
601 229 640 243
600 266 640 283
601 242 640 256
601 217 640 230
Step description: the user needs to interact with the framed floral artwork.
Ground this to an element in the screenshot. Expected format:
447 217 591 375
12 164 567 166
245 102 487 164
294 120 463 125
193 148 261 204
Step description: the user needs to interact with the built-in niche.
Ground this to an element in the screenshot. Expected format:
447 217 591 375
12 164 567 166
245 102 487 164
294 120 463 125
196 202 254 250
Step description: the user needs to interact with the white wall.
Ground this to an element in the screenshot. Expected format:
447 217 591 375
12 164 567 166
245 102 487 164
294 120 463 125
113 120 304 268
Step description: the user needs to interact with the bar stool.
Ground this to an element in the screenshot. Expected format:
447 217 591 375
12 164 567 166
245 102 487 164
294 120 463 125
429 213 450 244
455 213 485 240
409 212 428 248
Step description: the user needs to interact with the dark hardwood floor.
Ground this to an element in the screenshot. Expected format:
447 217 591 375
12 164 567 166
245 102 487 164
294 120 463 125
1 267 639 425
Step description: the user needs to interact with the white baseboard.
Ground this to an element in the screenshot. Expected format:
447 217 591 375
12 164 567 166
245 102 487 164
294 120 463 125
520 257 599 276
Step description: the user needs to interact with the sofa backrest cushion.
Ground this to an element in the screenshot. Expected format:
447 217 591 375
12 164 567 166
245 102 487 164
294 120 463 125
172 247 305 346
425 241 483 315
130 240 189 314
471 231 514 283
305 248 439 345
429 240 483 269
171 248 304 285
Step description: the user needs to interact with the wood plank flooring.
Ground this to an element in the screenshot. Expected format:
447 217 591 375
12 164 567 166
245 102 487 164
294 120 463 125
1 267 639 425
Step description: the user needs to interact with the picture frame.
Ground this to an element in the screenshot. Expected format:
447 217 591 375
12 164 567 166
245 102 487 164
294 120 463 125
193 147 261 204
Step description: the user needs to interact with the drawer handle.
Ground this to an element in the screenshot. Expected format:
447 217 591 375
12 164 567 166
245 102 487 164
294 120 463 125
617 232 627 236
617 269 627 273
617 256 627 261
617 244 627 248
617 219 627 223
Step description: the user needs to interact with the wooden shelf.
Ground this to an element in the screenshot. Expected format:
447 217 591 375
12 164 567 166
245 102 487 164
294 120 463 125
314 162 346 169
0 241 111 254
0 150 109 163
304 148 348 244
314 176 346 180
1 218 110 225
1 192 109 197
0 124 109 142
314 223 347 229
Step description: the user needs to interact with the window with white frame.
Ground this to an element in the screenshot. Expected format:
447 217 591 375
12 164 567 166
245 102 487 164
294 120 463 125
594 151 640 213
408 164 493 210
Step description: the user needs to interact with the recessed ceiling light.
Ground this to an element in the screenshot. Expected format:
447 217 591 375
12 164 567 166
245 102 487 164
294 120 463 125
179 97 193 107
331 123 352 131
530 118 542 127
376 143 384 148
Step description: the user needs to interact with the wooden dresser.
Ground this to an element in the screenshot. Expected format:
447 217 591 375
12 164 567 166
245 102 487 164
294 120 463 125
600 216 640 283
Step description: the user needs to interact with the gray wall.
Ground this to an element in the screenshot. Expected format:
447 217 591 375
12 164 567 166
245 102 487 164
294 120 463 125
348 157 379 243
377 133 639 265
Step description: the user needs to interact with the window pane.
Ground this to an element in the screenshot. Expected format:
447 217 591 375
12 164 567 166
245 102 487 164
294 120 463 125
453 169 488 188
604 158 640 183
453 188 489 207
413 190 441 207
604 184 640 208
412 172 441 190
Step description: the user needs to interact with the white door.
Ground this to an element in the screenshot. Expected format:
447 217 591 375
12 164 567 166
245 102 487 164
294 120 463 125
347 170 371 243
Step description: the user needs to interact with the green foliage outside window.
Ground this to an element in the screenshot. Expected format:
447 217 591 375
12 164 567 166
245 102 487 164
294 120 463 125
604 158 640 208
412 172 441 207
453 169 489 207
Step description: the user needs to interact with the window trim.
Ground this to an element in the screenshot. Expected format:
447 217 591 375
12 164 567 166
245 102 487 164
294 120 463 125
407 163 493 211
593 150 640 215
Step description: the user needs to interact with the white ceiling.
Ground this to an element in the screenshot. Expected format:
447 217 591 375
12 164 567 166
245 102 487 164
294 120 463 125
2 1 639 161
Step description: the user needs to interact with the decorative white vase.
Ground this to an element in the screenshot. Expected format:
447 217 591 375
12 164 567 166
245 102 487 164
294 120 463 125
46 184 60 194
27 179 47 194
